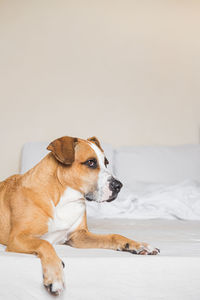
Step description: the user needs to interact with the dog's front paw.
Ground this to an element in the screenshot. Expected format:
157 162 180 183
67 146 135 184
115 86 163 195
120 242 160 255
43 260 65 296
137 243 160 255
44 281 64 296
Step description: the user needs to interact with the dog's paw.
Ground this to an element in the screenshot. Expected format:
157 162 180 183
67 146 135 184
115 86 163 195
120 242 160 255
44 281 64 296
136 243 160 255
43 260 65 296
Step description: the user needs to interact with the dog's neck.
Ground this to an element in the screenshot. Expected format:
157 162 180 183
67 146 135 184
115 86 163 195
23 153 82 206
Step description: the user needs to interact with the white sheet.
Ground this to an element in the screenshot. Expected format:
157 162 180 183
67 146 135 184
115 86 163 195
86 180 200 220
0 219 200 300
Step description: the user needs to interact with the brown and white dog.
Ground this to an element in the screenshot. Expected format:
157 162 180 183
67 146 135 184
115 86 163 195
0 136 159 295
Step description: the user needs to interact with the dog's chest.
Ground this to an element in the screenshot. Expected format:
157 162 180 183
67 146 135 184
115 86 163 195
42 188 85 244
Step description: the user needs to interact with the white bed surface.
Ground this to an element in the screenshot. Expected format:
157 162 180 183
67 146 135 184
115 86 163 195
0 255 199 300
0 219 200 300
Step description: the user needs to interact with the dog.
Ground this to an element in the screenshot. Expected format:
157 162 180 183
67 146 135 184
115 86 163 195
0 136 160 295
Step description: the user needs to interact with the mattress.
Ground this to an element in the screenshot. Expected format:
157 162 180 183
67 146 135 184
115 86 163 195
0 219 200 299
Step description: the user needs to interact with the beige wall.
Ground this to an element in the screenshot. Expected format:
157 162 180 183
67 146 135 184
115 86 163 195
0 0 200 180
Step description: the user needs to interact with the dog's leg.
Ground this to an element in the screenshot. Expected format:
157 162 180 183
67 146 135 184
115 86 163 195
67 230 159 255
7 234 65 295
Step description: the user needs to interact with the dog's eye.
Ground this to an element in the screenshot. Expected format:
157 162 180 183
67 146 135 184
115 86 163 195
84 159 97 169
104 157 109 167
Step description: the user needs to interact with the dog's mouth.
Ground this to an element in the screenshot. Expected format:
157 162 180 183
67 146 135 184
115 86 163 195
106 193 118 202
85 193 94 201
85 191 118 203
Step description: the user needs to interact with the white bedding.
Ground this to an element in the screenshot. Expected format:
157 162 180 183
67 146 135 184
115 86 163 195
0 219 200 300
87 180 200 220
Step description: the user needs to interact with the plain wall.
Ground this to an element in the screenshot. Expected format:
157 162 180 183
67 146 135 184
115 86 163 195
0 0 200 180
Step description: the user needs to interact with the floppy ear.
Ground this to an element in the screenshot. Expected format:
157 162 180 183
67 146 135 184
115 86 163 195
47 136 78 165
87 136 103 151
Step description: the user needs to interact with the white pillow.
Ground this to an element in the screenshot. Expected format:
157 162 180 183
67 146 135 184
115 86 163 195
20 142 114 174
114 145 200 188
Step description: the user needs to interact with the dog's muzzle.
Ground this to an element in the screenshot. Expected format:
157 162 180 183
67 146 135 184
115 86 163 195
85 177 123 202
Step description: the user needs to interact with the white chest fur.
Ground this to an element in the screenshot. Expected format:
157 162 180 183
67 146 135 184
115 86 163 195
42 188 86 245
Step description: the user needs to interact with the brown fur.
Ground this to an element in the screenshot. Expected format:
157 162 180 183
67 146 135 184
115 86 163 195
47 136 78 164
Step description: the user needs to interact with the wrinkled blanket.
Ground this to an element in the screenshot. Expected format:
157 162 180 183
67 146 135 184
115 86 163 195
86 180 200 220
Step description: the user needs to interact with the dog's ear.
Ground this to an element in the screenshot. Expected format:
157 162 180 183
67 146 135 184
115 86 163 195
47 136 78 165
87 136 104 152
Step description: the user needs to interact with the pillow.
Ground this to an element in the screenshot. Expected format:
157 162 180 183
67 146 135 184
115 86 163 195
20 141 114 174
114 145 200 188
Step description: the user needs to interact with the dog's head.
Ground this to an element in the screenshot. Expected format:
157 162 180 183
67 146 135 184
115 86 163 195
47 136 123 202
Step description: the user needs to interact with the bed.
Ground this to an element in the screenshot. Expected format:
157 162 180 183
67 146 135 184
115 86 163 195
0 219 199 300
0 141 199 299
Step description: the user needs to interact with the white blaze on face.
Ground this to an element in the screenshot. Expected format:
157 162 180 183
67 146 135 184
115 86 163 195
89 142 113 202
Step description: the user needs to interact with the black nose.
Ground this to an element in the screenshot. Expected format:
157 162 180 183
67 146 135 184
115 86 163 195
109 179 123 193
